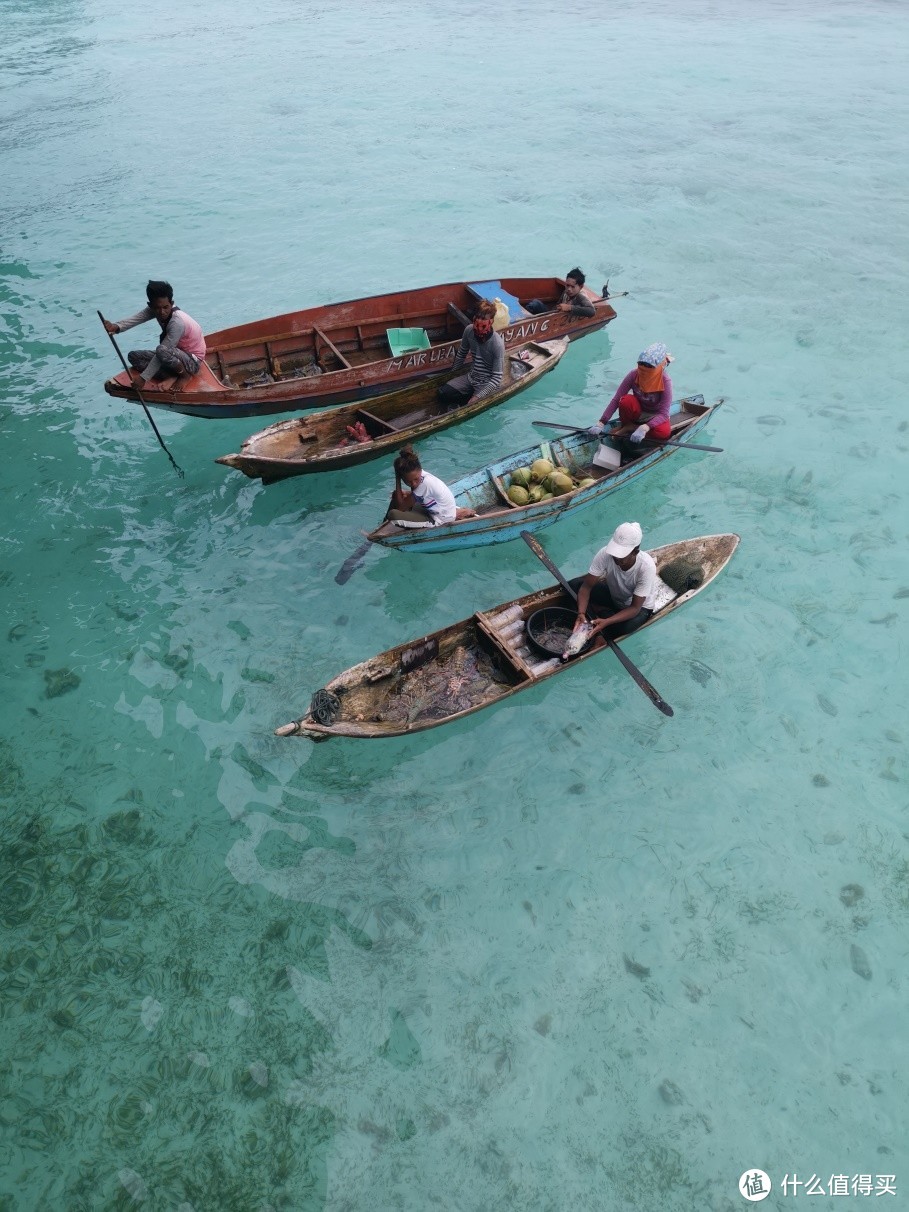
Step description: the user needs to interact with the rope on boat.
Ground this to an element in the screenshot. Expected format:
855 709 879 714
310 689 341 726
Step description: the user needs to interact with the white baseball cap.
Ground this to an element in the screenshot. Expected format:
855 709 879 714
604 521 643 557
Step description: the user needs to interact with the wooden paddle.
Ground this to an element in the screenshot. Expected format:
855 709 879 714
335 538 372 585
520 530 674 717
532 420 722 453
98 311 185 478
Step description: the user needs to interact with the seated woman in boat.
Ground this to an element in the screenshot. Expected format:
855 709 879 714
438 300 505 410
588 343 674 446
103 280 205 390
525 268 597 318
386 446 476 528
569 521 657 639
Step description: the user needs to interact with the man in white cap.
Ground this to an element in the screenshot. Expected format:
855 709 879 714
569 521 657 639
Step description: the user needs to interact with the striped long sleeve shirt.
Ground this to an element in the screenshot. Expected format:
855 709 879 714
450 326 505 400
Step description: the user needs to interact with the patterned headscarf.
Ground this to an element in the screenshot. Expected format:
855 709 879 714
637 342 672 367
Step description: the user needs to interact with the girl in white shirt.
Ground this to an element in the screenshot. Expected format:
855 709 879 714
386 445 476 528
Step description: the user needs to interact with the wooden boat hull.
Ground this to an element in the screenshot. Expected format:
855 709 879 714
367 396 722 553
215 340 569 481
276 534 740 740
103 278 616 419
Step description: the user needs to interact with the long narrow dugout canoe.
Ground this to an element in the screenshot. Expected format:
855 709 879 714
367 395 723 554
215 339 568 481
103 278 617 420
276 534 740 740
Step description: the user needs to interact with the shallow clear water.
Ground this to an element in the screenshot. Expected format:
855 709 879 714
2 1 908 1208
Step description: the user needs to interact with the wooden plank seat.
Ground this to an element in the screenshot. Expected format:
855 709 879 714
384 407 432 431
466 281 532 321
447 302 472 327
354 409 397 437
313 326 352 370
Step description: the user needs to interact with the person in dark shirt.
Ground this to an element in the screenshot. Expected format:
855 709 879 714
525 268 597 318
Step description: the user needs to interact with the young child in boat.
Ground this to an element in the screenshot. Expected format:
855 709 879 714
386 445 477 528
569 521 657 639
103 280 205 390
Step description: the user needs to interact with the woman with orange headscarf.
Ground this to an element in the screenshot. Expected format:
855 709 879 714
588 343 674 445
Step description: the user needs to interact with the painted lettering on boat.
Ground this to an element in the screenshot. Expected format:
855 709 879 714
503 319 551 341
401 636 439 673
384 319 549 373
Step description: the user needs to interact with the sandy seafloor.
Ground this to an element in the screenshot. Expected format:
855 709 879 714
1 1 908 1208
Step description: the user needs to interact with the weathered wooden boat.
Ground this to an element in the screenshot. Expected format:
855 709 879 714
103 278 617 420
275 534 740 740
366 395 722 554
215 339 568 481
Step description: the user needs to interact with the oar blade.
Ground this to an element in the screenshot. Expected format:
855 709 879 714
334 539 372 585
605 639 674 716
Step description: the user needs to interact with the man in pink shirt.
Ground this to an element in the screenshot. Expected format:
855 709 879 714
104 280 206 388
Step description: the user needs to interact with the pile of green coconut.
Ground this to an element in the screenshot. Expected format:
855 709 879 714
505 458 595 506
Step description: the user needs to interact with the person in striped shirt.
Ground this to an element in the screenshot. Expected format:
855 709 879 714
438 299 505 410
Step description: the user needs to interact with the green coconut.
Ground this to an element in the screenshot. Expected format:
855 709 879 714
577 477 596 489
530 458 554 483
509 467 532 489
540 491 554 501
549 471 575 496
527 485 545 503
507 485 530 506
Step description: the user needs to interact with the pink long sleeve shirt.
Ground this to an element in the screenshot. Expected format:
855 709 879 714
600 369 673 428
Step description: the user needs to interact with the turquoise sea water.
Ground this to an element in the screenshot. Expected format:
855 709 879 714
2 1 908 1208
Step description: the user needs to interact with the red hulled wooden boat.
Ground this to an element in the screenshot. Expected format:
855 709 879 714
102 277 618 419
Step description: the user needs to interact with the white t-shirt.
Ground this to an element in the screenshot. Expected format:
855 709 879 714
588 547 657 610
411 471 457 524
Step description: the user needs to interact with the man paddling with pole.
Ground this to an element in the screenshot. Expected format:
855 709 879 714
102 280 205 389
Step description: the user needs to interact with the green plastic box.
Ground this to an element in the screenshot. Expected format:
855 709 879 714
386 327 431 357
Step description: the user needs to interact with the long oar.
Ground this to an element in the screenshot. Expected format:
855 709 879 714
520 530 673 717
334 537 372 585
98 311 184 478
532 420 722 453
